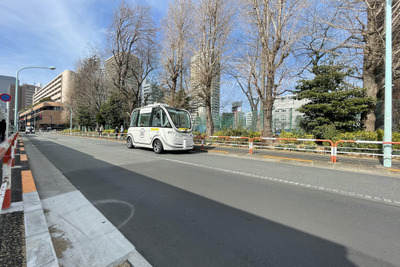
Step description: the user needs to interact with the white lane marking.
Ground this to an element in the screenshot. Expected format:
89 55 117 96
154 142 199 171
145 154 400 207
51 135 400 207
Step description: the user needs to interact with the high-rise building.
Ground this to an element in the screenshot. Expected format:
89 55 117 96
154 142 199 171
190 53 220 127
20 84 36 110
142 78 163 106
246 112 253 128
8 83 36 123
32 70 76 104
0 75 16 113
105 52 142 97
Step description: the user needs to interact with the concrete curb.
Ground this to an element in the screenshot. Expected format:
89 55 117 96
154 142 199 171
19 139 59 267
24 191 58 267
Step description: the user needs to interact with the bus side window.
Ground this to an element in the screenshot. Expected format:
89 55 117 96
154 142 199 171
130 110 139 127
138 112 151 127
151 108 162 127
162 110 171 128
151 108 171 128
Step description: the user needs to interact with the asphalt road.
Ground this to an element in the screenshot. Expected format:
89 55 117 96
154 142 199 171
26 133 400 267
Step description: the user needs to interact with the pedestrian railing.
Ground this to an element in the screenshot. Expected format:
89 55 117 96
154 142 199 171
70 131 126 141
251 137 334 161
195 135 400 164
0 132 19 213
56 131 400 164
332 140 400 163
201 136 251 149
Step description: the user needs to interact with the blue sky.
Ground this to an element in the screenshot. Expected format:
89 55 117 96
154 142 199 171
0 0 170 86
0 0 248 113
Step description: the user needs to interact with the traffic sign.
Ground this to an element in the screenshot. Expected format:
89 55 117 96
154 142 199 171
0 93 11 102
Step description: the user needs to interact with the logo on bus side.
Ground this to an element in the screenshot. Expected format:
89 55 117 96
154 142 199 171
140 128 145 138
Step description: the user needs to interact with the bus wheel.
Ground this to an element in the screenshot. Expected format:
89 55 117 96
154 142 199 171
126 137 134 149
153 139 163 154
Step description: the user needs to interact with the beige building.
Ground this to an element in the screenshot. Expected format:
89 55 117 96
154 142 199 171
19 101 66 131
33 70 76 104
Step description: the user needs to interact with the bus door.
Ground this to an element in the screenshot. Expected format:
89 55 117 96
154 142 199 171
135 107 152 144
150 107 170 141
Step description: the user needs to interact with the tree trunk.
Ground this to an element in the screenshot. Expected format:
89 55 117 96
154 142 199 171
262 99 273 137
362 65 379 131
205 98 214 136
362 1 385 131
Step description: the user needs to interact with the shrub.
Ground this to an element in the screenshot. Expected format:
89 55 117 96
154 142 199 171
278 130 316 146
214 128 261 139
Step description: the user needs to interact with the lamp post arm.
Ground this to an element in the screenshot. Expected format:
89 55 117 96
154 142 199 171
14 66 56 132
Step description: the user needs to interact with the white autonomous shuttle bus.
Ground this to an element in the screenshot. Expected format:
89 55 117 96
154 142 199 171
126 103 194 153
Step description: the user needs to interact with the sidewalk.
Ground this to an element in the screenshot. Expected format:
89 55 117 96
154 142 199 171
1 138 58 266
1 137 150 267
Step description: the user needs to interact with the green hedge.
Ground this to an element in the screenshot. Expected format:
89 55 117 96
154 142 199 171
214 128 261 139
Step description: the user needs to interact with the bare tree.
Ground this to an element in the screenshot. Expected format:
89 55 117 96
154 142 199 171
107 1 158 113
190 0 237 135
228 39 261 131
241 0 309 136
329 0 400 131
67 53 109 129
295 0 355 76
160 0 193 108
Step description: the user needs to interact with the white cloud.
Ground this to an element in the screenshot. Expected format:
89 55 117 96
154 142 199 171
0 0 169 86
0 0 111 85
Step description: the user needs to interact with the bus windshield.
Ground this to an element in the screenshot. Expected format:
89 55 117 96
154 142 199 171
165 107 192 131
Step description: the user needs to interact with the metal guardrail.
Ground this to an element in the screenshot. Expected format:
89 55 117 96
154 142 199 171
70 131 126 140
195 135 400 164
332 140 400 163
56 131 400 164
0 132 19 213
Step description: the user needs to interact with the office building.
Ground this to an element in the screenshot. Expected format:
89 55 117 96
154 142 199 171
246 112 253 128
190 53 220 127
142 78 163 105
8 83 37 124
32 70 76 104
272 94 308 133
0 75 16 113
19 101 65 131
105 52 142 95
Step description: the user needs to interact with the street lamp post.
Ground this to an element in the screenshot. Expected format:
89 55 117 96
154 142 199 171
384 0 392 167
14 66 55 134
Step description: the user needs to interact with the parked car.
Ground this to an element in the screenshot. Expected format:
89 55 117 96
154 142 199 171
25 126 35 134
